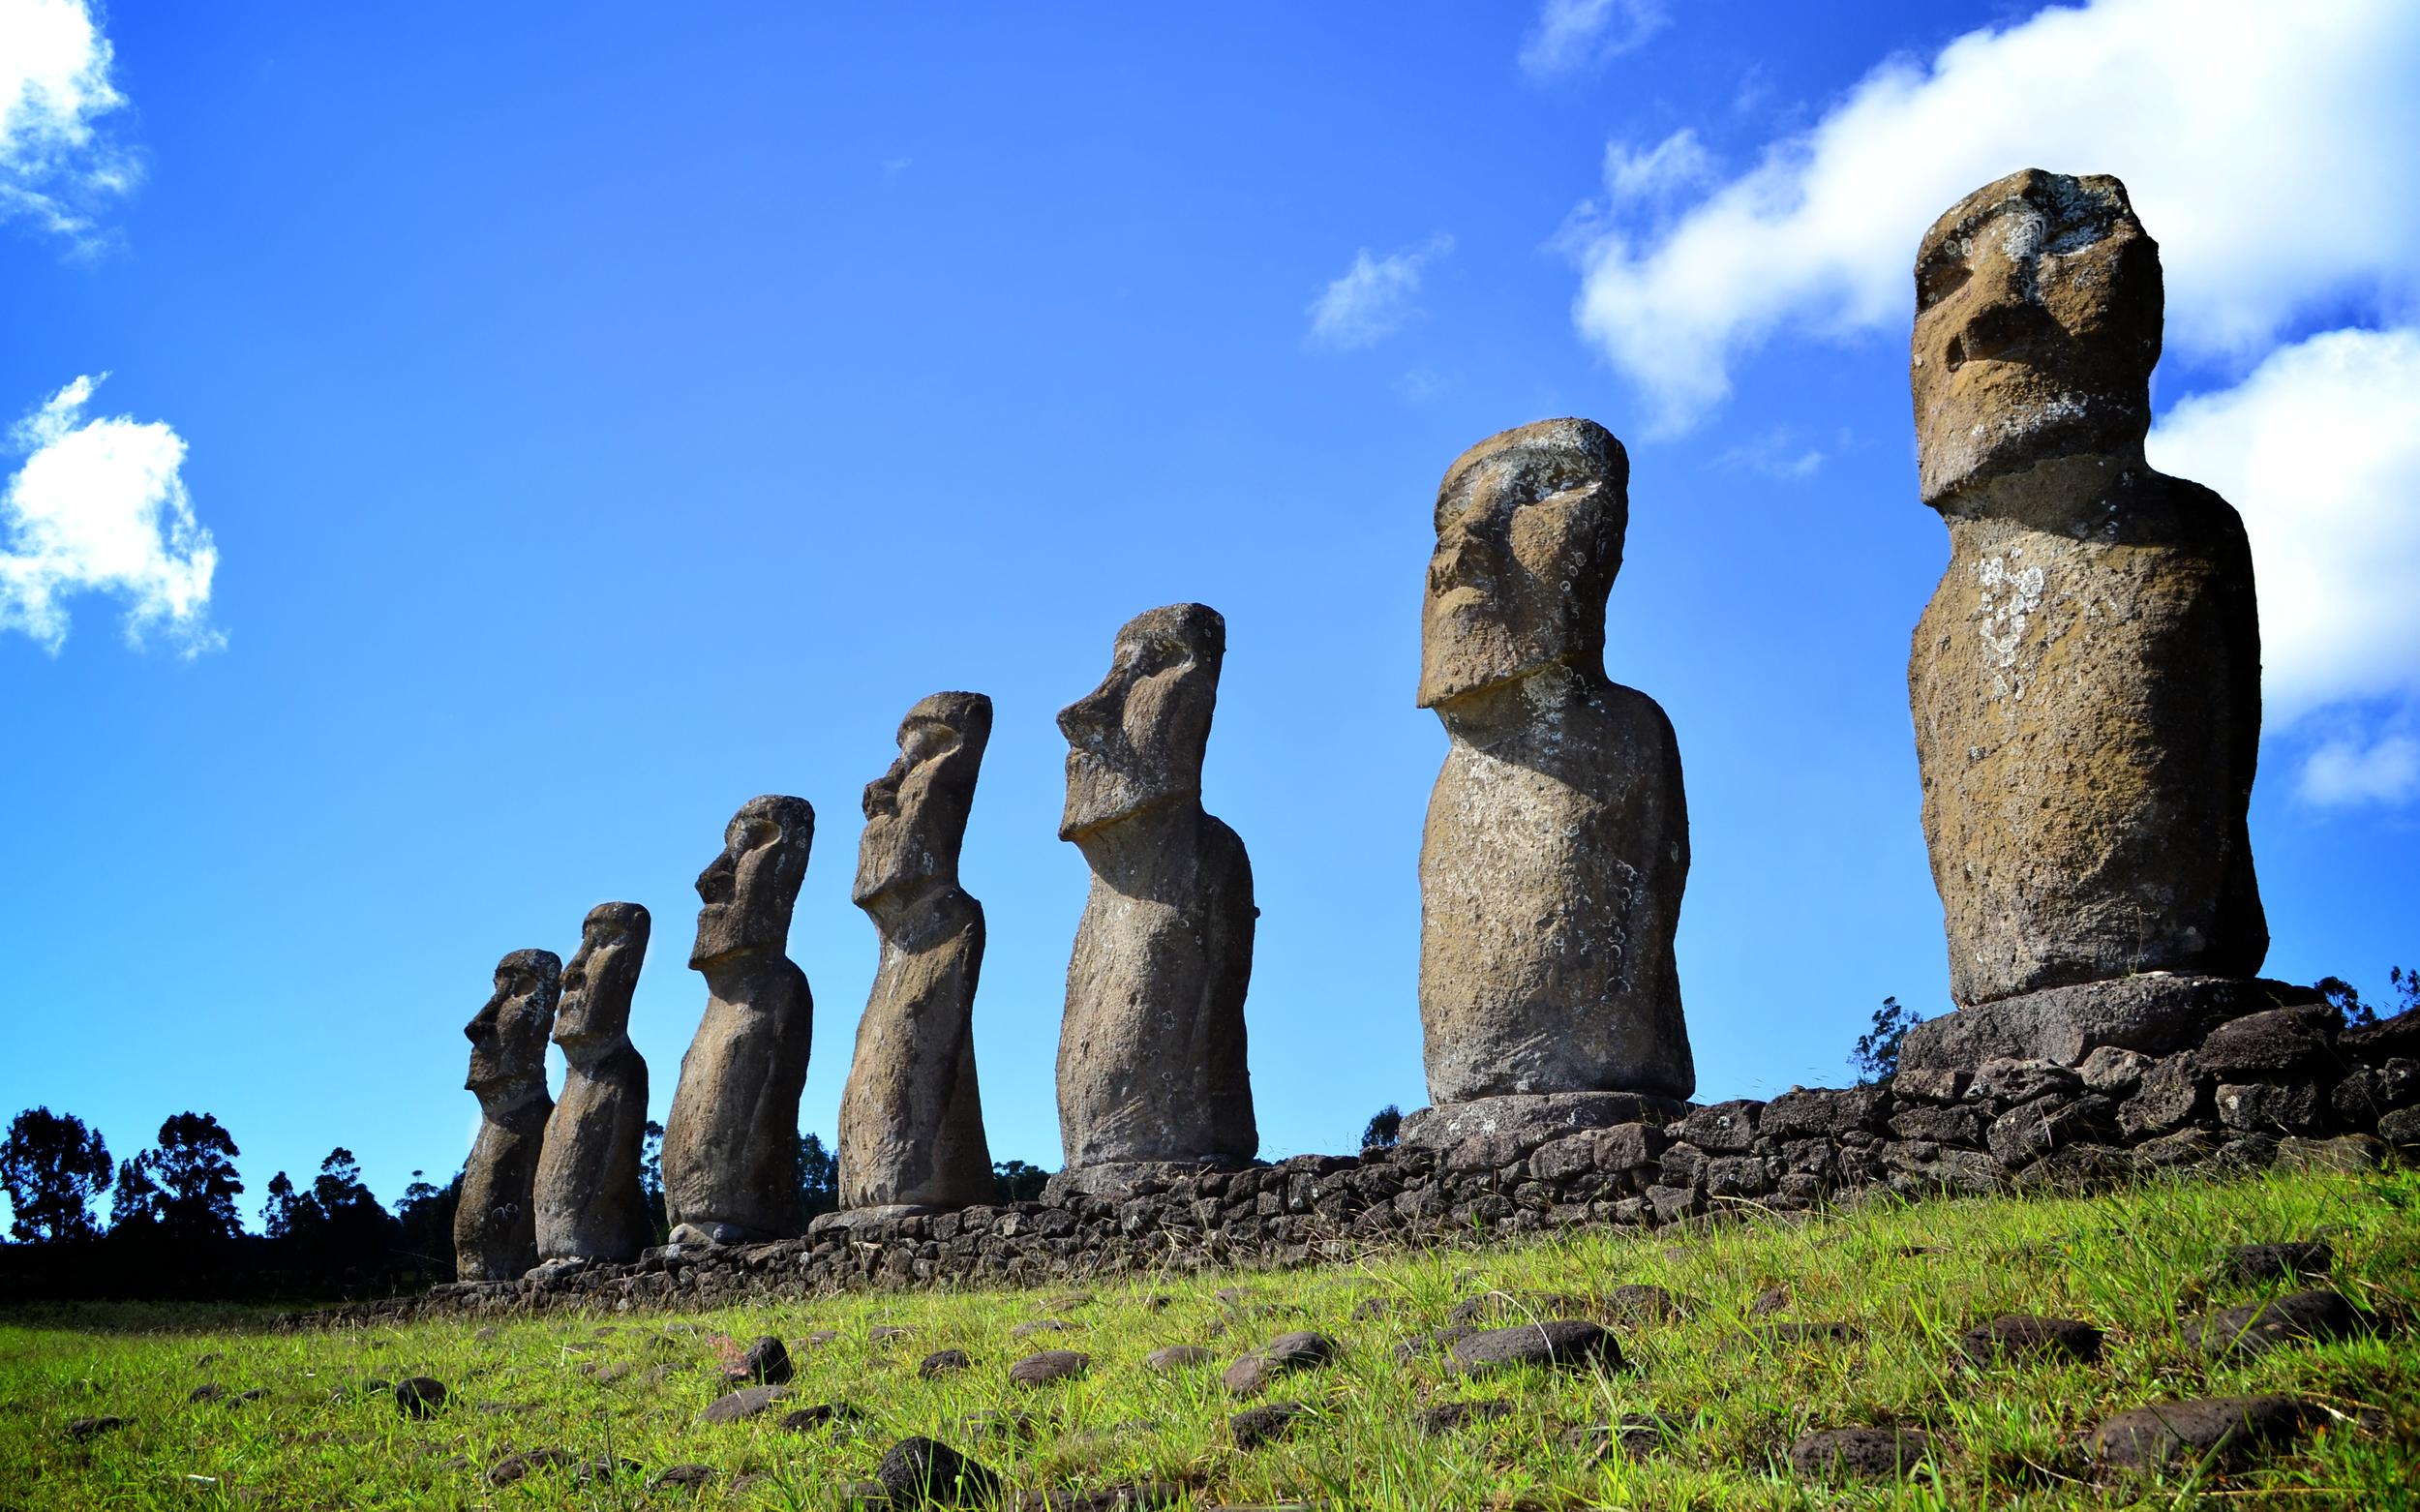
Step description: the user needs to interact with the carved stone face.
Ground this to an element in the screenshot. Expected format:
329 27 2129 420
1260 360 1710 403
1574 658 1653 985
1912 168 2162 504
554 901 650 1048
690 794 815 969
1058 604 1224 839
855 691 992 908
465 948 560 1098
1418 417 1626 709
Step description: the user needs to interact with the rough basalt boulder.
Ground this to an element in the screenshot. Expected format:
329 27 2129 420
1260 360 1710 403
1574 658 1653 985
1908 169 2265 1011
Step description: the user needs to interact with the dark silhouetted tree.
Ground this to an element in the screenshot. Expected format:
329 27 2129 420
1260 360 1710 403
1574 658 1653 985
107 1155 163 1233
1852 997 1925 1085
797 1132 839 1221
639 1119 667 1240
114 1113 245 1246
261 1171 303 1239
292 1147 397 1281
1360 1104 1404 1150
991 1160 1049 1202
2317 976 2376 1029
394 1167 461 1276
0 1107 112 1242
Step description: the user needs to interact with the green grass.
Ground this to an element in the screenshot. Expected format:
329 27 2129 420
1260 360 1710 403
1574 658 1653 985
4 1167 2415 1509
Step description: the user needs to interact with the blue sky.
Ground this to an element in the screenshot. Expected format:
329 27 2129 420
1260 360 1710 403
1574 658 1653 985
4 0 2416 1227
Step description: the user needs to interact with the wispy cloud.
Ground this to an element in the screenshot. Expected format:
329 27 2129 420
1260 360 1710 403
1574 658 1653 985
2148 324 2420 803
1518 0 1669 81
1305 235 1454 353
0 0 139 248
1 376 224 656
1715 426 1826 481
1562 0 2420 434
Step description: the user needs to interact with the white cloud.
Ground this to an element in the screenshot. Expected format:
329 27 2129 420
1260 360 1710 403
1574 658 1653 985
1602 130 1712 207
2297 734 2420 807
1519 0 1669 81
1305 235 1454 353
1567 0 2420 433
2147 325 2420 802
1715 426 1826 481
1 376 223 656
0 0 137 246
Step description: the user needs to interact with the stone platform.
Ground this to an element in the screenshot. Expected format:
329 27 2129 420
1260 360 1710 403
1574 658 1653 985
1899 975 2319 1073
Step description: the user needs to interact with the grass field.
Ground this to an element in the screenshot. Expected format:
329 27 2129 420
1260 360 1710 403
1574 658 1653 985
3 1166 2414 1510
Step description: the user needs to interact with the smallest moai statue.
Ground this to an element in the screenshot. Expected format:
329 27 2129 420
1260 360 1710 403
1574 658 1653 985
533 903 653 1263
834 692 996 1217
455 949 560 1282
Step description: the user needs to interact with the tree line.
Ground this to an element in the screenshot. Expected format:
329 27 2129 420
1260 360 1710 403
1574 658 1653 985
0 1107 1056 1301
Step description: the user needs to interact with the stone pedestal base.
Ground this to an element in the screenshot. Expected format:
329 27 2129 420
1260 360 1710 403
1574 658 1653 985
806 1204 951 1238
1041 1158 1256 1202
1398 1090 1686 1151
1898 974 2319 1074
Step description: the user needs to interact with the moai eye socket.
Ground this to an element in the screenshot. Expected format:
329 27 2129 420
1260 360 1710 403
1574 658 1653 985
1917 257 1972 314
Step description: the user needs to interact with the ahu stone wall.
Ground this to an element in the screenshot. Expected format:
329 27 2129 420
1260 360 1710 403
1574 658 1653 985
324 1002 2415 1324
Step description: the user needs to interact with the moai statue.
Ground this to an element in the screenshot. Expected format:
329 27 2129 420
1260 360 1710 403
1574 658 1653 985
455 949 560 1282
834 692 996 1218
533 902 653 1264
1051 604 1256 1194
1898 170 2281 1071
659 795 815 1244
1405 417 1693 1146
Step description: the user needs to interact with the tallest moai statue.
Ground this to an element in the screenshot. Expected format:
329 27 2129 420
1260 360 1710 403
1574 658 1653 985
1901 169 2283 1070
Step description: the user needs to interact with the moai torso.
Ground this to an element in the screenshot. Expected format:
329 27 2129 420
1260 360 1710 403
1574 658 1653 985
455 949 559 1281
1908 170 2265 1007
660 796 815 1243
1055 605 1258 1172
837 692 996 1211
1415 418 1693 1105
534 903 653 1262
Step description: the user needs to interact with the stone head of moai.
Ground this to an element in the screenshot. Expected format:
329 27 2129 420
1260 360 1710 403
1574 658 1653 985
464 949 561 1107
689 795 815 971
1418 417 1628 710
854 691 993 913
1057 603 1224 840
553 902 650 1056
1912 168 2162 505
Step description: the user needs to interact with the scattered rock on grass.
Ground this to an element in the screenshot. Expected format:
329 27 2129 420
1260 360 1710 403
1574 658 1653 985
1748 1285 1791 1317
1008 1350 1089 1386
1751 1322 1863 1348
1010 1483 1185 1511
1224 1332 1338 1395
649 1463 716 1493
1413 1401 1511 1434
2219 1241 2331 1284
1603 1285 1688 1323
956 1409 1036 1441
64 1415 128 1442
727 1334 793 1385
1013 1319 1077 1339
876 1436 1001 1508
1229 1402 1309 1450
1451 1320 1620 1375
1393 1326 1473 1362
2090 1395 2311 1470
2185 1290 2372 1358
1957 1315 2102 1367
1564 1413 1686 1461
1145 1345 1213 1372
486 1448 571 1486
572 1456 645 1486
921 1348 974 1378
780 1402 863 1433
393 1377 447 1418
189 1383 226 1403
1789 1426 1942 1479
700 1384 785 1424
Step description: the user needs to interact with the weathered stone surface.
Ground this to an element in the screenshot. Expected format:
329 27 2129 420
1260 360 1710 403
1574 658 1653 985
1145 1345 1213 1373
1909 169 2266 1009
2077 1045 2152 1095
875 1436 999 1508
2216 1080 2322 1134
1762 1086 1891 1138
1223 1331 1337 1395
1398 1092 1679 1151
2197 1004 2338 1079
2218 1241 2330 1285
1789 1426 1940 1479
1229 1401 1309 1449
700 1385 784 1424
485 1448 571 1487
455 950 559 1281
1007 1350 1089 1386
662 795 816 1243
919 1349 972 1378
1903 978 2312 1073
839 692 996 1212
1055 605 1256 1179
1451 1319 1621 1374
1679 1101 1760 1153
535 903 652 1264
1985 1094 2119 1167
2090 1396 2310 1470
2185 1290 2370 1358
65 1415 128 1441
394 1376 448 1418
1416 418 1693 1106
727 1336 791 1386
2120 1051 2206 1135
1956 1315 2102 1366
1414 1400 1513 1434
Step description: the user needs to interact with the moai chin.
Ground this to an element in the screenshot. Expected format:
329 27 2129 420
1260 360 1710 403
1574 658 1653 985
659 795 815 1244
533 902 652 1263
1050 604 1257 1194
1410 417 1694 1136
834 691 996 1218
1906 169 2265 1027
455 948 560 1282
